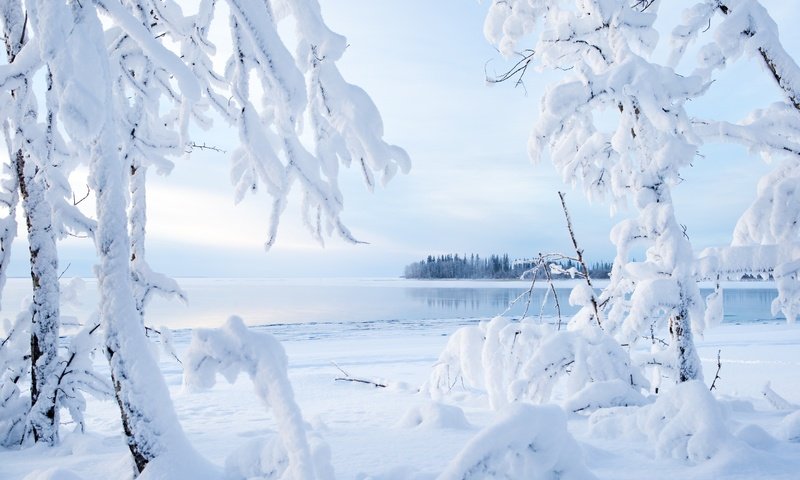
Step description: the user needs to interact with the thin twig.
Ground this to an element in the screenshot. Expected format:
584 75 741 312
186 142 226 154
58 262 71 280
558 191 602 327
709 349 722 391
73 186 90 206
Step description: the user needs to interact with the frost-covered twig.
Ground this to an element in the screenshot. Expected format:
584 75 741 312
185 141 226 154
501 252 565 327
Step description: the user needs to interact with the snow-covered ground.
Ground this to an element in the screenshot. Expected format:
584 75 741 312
0 279 800 480
1 309 798 479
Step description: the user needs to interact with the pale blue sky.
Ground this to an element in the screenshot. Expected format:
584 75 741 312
7 1 800 278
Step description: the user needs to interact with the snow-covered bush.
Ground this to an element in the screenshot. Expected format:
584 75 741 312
0 303 112 447
185 316 333 480
438 403 596 480
53 316 114 434
589 380 733 463
425 316 647 412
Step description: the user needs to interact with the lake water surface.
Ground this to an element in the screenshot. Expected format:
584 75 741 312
0 278 783 333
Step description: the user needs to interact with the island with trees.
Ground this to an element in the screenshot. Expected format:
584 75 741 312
403 253 613 279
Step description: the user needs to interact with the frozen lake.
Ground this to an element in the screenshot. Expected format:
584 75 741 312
0 277 784 334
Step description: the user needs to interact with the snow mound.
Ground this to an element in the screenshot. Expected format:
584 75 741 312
561 379 647 413
138 448 222 480
734 424 778 449
226 432 334 480
22 469 84 480
397 402 471 430
776 410 800 442
356 466 433 480
438 403 596 480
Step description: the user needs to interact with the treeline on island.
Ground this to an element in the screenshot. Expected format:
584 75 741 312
403 253 613 280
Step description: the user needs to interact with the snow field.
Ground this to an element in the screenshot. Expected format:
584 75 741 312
2 319 798 479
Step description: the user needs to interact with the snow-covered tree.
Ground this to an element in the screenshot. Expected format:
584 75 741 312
484 0 707 384
0 0 95 445
0 1 62 444
674 1 800 325
105 1 188 326
2 0 407 473
179 0 410 248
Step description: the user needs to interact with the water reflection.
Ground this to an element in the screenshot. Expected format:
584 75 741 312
405 286 581 319
714 288 782 323
405 285 782 324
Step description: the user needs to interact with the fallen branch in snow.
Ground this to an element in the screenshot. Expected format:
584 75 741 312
709 350 722 391
332 361 386 388
762 382 798 410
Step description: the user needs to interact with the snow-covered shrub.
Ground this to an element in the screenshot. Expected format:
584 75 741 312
0 301 111 446
638 381 732 462
185 316 333 480
425 316 647 412
438 403 596 480
54 316 113 434
425 325 486 396
589 380 732 463
397 402 471 430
